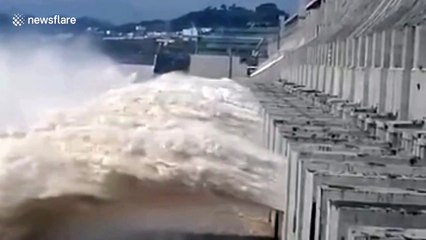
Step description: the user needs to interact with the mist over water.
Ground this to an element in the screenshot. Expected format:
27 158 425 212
0 37 285 238
0 37 149 132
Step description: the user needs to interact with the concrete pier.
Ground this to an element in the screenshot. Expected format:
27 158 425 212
328 204 426 240
248 0 426 239
348 226 426 240
247 79 426 240
317 186 426 240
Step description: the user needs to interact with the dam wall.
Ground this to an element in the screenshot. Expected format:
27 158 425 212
280 0 426 119
189 54 247 79
253 0 426 240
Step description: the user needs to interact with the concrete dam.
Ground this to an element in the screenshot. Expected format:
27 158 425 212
228 0 426 240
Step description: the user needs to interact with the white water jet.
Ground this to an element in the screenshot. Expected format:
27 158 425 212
0 38 285 213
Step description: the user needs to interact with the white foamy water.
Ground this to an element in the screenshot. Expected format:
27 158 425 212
0 72 285 210
0 38 285 213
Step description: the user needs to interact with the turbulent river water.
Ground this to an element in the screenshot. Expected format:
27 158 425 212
0 40 285 239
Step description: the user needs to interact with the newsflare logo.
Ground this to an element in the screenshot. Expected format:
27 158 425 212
12 14 25 27
11 13 77 27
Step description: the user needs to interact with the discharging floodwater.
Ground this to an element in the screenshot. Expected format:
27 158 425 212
0 41 285 239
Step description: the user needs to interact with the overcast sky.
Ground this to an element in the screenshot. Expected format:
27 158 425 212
1 0 299 24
